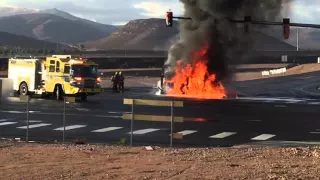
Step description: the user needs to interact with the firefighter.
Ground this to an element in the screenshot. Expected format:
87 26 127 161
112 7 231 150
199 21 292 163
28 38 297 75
111 72 118 92
118 71 124 92
180 77 189 94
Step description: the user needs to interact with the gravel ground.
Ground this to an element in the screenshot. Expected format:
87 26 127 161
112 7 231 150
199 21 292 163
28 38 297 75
1 142 320 180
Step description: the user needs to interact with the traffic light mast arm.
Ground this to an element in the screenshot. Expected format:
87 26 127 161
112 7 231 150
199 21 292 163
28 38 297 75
175 16 320 29
229 19 320 29
172 16 192 20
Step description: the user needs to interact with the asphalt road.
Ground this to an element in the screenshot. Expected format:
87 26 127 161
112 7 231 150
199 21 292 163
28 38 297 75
1 83 320 147
233 71 320 98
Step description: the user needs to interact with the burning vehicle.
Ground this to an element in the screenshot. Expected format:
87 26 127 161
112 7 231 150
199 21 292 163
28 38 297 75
157 0 289 99
157 45 227 99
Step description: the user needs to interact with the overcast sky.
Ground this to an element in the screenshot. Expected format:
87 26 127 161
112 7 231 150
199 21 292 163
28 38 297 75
0 0 319 25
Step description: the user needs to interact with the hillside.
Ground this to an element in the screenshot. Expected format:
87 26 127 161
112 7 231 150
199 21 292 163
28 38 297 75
0 31 68 50
0 7 118 36
0 7 38 17
250 29 296 51
39 8 118 35
84 18 180 50
85 18 296 51
0 13 113 44
259 26 320 50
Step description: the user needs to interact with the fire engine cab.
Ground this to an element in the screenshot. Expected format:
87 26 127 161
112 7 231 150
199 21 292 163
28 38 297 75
8 55 104 101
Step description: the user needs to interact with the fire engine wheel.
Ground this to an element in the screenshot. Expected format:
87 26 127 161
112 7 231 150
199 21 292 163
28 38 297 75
19 82 28 96
55 85 63 100
81 94 87 101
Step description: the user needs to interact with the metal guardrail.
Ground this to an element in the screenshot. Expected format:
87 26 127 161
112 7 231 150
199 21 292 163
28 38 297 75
123 98 184 147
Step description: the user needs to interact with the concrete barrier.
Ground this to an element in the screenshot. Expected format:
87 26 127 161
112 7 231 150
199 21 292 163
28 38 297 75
0 78 14 99
262 67 286 76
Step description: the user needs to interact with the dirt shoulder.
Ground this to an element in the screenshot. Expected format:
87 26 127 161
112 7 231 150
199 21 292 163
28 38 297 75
1 142 320 180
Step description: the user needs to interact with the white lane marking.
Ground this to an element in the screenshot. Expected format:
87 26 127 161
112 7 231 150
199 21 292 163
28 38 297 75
128 128 160 135
29 111 41 113
308 102 320 105
310 132 320 134
108 111 130 114
0 110 40 114
76 108 90 112
175 130 197 136
17 123 52 129
0 119 10 122
247 120 261 122
238 97 305 102
94 115 123 118
285 101 298 104
25 120 42 123
54 125 87 131
3 111 124 118
251 134 276 141
0 122 18 126
263 100 275 103
92 127 123 132
210 132 237 139
0 110 24 114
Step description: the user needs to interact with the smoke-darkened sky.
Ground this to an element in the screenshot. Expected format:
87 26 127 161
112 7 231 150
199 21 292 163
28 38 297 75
0 0 319 25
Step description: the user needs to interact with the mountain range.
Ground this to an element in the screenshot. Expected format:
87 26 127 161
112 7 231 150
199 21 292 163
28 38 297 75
0 31 69 50
0 7 117 46
0 7 318 51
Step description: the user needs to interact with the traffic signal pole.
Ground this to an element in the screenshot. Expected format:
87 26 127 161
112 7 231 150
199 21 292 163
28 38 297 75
172 17 192 20
166 11 320 40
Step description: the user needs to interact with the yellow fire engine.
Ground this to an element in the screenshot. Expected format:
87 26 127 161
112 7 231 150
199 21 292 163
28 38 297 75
8 55 104 101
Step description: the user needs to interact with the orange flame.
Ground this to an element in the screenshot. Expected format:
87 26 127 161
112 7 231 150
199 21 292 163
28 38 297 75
165 45 226 99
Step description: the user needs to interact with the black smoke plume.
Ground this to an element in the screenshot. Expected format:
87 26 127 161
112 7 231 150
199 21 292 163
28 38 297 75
164 0 292 82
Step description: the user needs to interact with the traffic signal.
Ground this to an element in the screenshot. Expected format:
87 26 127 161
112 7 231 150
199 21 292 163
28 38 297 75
283 18 290 39
166 11 173 27
244 16 251 33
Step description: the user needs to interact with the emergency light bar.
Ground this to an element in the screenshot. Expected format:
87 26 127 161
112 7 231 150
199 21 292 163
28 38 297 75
52 55 72 58
69 60 84 64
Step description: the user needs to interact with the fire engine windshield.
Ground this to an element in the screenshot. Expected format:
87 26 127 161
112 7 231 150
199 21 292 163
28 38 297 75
70 65 98 77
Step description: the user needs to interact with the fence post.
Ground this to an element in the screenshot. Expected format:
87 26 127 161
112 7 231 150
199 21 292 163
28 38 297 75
26 96 29 142
63 97 66 143
130 99 134 146
170 101 174 147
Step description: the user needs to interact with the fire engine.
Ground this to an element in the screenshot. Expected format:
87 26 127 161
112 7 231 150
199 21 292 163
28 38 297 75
8 55 104 101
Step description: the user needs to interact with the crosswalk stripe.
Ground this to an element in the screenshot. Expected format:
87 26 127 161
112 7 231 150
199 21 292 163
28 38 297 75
0 122 18 126
17 123 52 129
76 108 90 112
175 130 197 136
92 127 123 132
210 132 237 139
308 102 320 105
24 120 42 123
251 134 276 141
0 110 41 113
129 128 160 135
54 125 87 131
108 111 131 114
0 119 10 122
0 110 24 114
